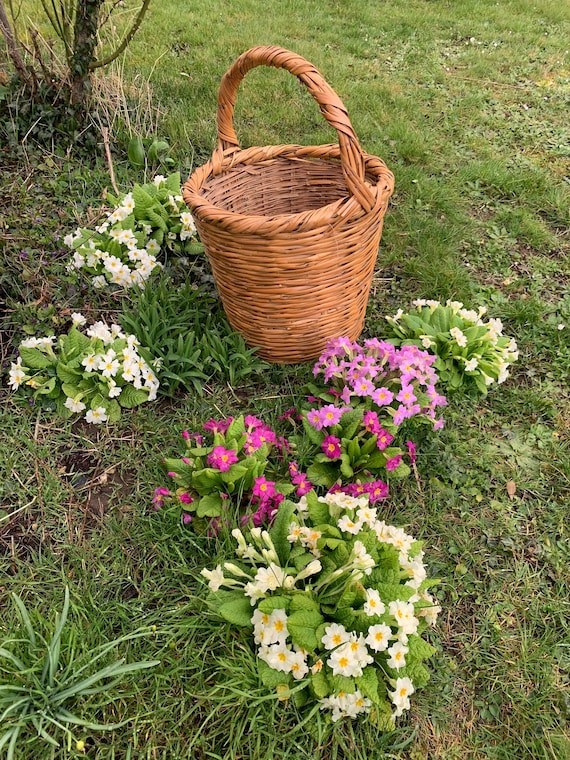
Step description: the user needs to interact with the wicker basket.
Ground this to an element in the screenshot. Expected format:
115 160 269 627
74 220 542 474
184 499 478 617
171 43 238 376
182 46 394 364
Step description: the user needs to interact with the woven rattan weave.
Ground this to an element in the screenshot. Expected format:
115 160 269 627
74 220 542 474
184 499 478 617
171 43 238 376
182 46 394 363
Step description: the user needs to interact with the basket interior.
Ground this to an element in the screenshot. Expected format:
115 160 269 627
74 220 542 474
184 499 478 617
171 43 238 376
202 157 352 217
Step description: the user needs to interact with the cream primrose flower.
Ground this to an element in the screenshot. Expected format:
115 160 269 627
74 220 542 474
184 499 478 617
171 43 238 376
421 335 436 349
8 362 26 390
351 540 375 575
464 357 479 371
326 640 368 678
388 600 419 636
363 588 386 617
201 564 226 592
321 623 351 650
92 275 107 289
337 514 363 534
64 397 86 413
365 623 392 652
71 312 87 326
85 406 108 425
252 562 288 593
446 300 464 313
319 690 372 722
107 381 122 399
390 677 415 717
153 175 166 187
86 321 113 344
400 553 428 590
412 299 427 308
449 326 468 348
81 354 101 372
386 641 408 670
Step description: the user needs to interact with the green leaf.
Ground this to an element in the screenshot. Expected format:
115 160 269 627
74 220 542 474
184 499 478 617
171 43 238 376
118 385 150 408
226 415 246 440
61 327 91 360
220 463 248 484
18 347 53 369
257 596 291 614
287 609 324 651
128 136 146 168
269 500 296 565
356 666 381 704
309 668 330 699
306 462 337 488
258 659 291 688
218 597 253 627
196 493 223 517
339 453 354 478
339 407 364 439
56 363 82 384
407 635 437 661
302 416 324 445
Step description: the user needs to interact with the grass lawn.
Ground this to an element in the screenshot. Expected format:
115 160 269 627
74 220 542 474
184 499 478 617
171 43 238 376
1 0 569 758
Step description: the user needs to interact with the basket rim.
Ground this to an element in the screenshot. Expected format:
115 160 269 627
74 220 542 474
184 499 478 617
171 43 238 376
182 143 395 234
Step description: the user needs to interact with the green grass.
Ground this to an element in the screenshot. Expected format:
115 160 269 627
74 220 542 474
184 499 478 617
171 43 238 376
1 0 570 757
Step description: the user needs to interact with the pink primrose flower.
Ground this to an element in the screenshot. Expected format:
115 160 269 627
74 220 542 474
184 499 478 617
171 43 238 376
371 387 394 407
181 430 190 440
397 384 418 405
152 487 170 509
289 461 300 477
179 492 193 504
182 457 192 465
244 415 264 429
167 471 178 478
365 480 389 503
363 410 382 434
386 455 403 471
433 418 445 431
203 417 233 435
392 405 408 426
306 408 323 430
279 407 298 420
252 476 276 502
377 429 395 451
182 513 193 525
351 377 376 397
340 386 353 405
318 404 345 428
406 441 417 463
293 473 312 497
322 434 342 460
207 445 238 472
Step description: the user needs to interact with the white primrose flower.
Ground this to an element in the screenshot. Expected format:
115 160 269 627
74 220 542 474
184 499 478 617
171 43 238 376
337 514 363 535
464 357 479 371
92 275 107 289
365 624 392 652
72 252 85 269
421 335 436 349
71 312 87 326
153 174 166 186
81 354 102 372
386 641 408 670
351 540 375 575
446 300 464 313
390 677 415 717
388 600 419 636
201 564 226 592
64 396 86 413
85 406 108 425
252 562 288 593
9 362 27 390
449 326 468 348
363 588 386 617
86 321 114 344
412 299 427 308
321 623 351 650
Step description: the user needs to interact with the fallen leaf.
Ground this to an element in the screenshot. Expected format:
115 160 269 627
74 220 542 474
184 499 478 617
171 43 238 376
506 481 516 499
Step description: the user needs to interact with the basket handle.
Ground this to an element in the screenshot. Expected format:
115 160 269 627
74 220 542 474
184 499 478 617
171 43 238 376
215 45 376 211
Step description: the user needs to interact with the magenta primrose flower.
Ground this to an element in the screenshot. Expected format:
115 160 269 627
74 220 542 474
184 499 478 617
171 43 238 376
377 429 395 451
386 455 403 471
322 435 342 460
292 471 312 496
203 417 233 435
207 445 238 472
363 410 382 434
179 492 193 504
252 476 276 502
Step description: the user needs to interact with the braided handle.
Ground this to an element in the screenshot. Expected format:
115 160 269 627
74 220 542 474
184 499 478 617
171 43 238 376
215 46 375 211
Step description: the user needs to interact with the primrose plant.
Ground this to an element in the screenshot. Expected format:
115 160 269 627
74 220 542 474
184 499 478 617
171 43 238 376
384 299 519 395
298 336 447 494
202 490 441 726
65 172 197 289
156 415 294 531
8 314 159 423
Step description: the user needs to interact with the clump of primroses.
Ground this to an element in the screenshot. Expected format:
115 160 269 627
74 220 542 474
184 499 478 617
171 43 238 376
297 336 447 494
155 415 294 531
